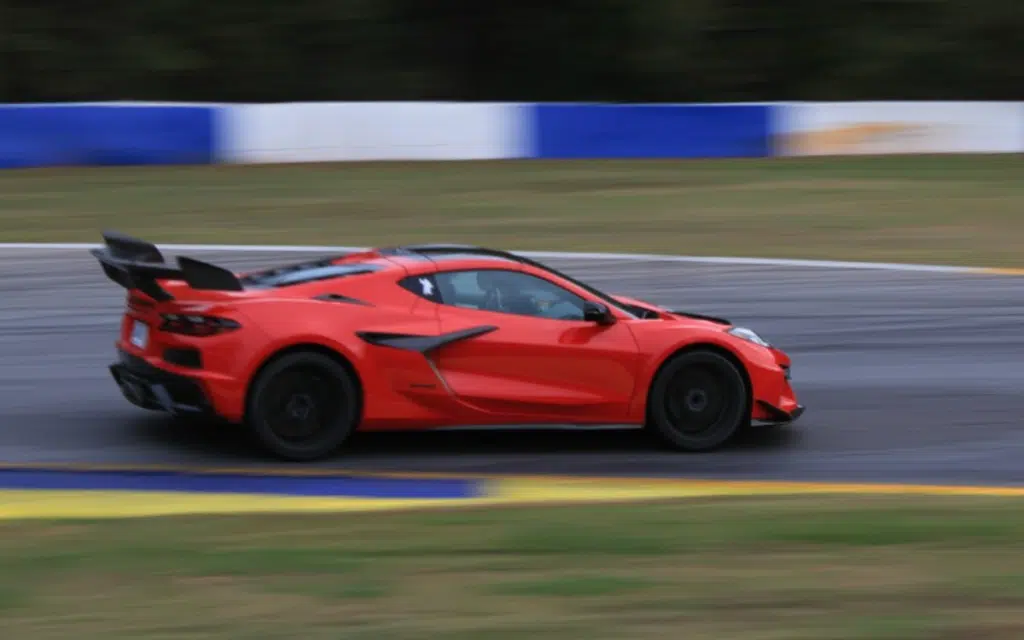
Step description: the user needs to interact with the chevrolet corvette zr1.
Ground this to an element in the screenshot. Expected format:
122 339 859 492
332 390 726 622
91 231 804 461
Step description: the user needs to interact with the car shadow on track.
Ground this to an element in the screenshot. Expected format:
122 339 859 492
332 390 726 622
128 416 802 465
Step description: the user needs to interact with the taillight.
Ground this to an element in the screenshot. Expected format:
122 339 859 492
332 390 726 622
159 314 241 337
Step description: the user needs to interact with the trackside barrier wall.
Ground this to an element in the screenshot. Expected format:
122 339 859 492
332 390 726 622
219 102 528 162
0 101 1022 167
774 102 1024 156
0 103 218 169
528 103 773 158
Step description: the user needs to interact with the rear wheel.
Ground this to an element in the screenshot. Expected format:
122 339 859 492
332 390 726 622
245 351 360 461
645 349 749 451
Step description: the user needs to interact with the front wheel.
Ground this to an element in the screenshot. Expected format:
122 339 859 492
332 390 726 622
245 351 361 461
645 349 749 452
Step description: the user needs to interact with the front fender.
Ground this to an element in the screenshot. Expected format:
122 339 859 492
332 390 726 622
627 324 784 422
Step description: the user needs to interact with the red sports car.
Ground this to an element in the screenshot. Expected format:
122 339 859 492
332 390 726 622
92 231 804 461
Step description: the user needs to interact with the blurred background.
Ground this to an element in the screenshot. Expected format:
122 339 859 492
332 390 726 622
3 0 1023 103
1 0 1023 263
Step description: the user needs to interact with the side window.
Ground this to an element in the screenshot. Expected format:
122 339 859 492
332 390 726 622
434 269 587 321
442 272 484 306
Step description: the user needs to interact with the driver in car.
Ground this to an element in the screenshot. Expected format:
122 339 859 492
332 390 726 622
475 271 584 320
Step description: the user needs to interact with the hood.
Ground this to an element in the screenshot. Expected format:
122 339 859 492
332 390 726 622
611 294 732 326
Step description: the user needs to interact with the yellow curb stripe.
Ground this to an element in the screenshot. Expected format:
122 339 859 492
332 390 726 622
485 480 748 503
0 490 502 520
0 488 738 520
487 478 1024 499
971 267 1024 276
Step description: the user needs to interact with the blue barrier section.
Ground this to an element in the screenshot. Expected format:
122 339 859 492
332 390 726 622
0 104 217 168
0 468 482 499
530 103 773 159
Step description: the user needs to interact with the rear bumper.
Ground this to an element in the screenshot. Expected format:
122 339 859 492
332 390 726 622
109 348 214 417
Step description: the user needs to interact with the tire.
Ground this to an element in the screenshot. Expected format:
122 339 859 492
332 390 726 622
245 350 361 461
645 349 749 452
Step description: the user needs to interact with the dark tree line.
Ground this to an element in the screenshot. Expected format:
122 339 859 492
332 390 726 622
1 0 1021 103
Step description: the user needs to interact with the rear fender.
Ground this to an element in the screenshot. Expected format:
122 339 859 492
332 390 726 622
234 298 453 427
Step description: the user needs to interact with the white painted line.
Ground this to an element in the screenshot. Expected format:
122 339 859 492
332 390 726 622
0 242 1003 274
519 251 983 273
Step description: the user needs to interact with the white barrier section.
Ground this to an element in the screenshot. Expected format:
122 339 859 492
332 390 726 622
220 102 526 163
775 101 1024 156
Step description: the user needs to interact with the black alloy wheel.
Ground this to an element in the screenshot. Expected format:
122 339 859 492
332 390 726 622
246 351 360 461
645 349 748 451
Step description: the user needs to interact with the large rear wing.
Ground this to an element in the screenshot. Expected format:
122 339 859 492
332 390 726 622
90 230 244 301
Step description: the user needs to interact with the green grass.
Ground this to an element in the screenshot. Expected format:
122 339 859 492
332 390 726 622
1 155 1022 266
5 494 1024 638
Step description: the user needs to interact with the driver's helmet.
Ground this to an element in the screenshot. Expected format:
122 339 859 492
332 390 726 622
531 290 558 312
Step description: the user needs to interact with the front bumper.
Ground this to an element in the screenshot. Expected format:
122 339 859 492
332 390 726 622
752 401 806 427
109 348 214 417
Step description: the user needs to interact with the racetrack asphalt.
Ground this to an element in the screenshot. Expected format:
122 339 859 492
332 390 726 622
1 248 1023 486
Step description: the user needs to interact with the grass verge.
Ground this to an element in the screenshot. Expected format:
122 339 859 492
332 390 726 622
1 155 1022 266
4 494 1024 638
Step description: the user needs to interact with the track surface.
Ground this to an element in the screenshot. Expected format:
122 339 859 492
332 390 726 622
2 248 1023 485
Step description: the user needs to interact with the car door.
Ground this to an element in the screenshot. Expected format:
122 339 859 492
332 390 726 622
425 267 642 423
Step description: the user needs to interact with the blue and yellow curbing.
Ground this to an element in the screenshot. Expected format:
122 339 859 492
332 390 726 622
0 465 481 519
2 463 1024 520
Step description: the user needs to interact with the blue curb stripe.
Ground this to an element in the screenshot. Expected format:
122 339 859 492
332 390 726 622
0 469 483 499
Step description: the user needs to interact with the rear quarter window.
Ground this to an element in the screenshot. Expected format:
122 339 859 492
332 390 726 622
398 274 443 303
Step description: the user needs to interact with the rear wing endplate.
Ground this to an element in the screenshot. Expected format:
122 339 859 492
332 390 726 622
89 230 244 301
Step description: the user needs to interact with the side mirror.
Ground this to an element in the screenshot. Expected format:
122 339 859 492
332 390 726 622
583 301 615 325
